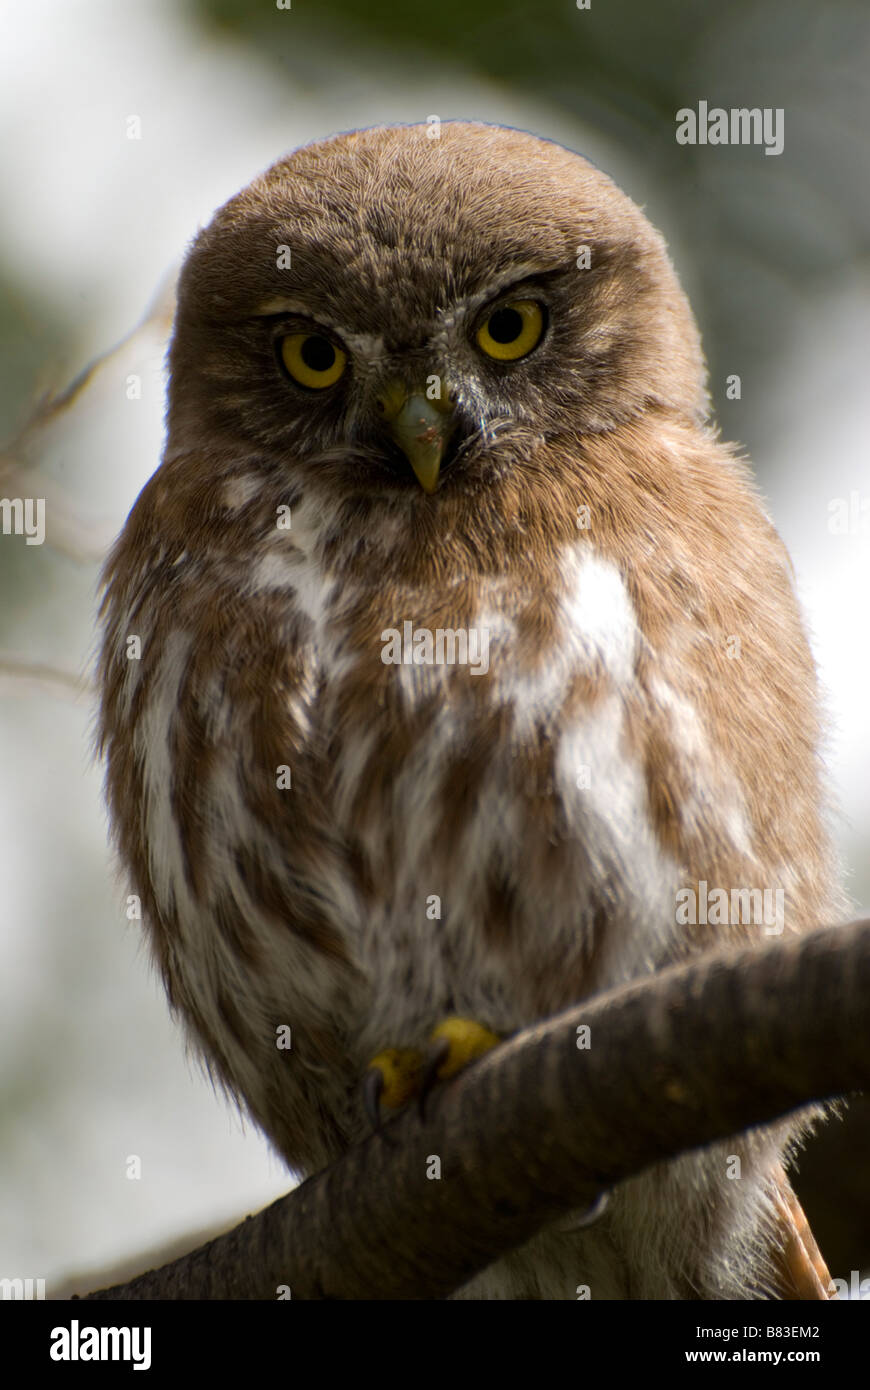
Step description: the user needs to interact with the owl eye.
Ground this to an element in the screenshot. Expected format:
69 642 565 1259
279 332 347 389
475 299 545 362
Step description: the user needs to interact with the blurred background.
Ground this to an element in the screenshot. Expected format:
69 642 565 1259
1 0 867 1294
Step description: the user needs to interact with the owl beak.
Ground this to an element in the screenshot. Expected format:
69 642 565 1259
379 389 454 494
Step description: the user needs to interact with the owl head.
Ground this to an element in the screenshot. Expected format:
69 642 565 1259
166 122 707 502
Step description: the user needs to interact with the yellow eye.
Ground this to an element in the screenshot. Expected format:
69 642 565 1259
280 332 347 388
475 299 545 361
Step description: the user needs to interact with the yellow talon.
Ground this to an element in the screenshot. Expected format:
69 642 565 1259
366 1046 424 1111
363 1018 501 1129
428 1016 501 1080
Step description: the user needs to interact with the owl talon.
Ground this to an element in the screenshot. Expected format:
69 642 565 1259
419 1016 502 1118
561 1191 611 1232
364 1019 501 1126
362 1046 424 1132
418 1036 452 1120
362 1066 385 1131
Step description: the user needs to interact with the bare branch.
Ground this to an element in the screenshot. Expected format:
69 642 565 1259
5 271 175 459
79 917 870 1301
0 655 94 702
1 270 176 564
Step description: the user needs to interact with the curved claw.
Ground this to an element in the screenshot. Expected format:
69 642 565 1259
362 1066 384 1132
563 1192 611 1232
418 1017 502 1119
418 1036 452 1121
361 1046 424 1140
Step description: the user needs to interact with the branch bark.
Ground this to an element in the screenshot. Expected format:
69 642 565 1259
80 917 870 1300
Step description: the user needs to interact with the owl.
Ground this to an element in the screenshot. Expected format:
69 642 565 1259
98 121 842 1299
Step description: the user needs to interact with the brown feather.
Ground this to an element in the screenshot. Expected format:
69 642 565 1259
768 1164 835 1300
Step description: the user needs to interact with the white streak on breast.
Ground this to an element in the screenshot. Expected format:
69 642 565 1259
651 675 756 860
133 629 194 923
556 691 681 982
558 548 639 687
486 546 641 722
249 547 334 628
220 475 262 511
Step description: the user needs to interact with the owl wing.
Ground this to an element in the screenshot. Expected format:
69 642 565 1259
768 1163 834 1299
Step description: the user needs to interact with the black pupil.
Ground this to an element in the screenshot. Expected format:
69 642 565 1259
487 307 524 343
301 335 335 371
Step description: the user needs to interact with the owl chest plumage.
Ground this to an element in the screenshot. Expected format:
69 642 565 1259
269 529 693 1060
103 486 836 1298
103 424 834 1187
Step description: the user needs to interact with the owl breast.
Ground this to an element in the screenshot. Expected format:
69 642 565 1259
103 437 806 1174
263 527 692 1067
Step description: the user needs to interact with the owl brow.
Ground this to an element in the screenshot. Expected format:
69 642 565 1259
249 301 386 360
438 265 566 328
252 296 321 319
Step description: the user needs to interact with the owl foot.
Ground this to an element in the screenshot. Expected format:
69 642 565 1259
362 1046 423 1134
363 1016 500 1129
417 1017 501 1118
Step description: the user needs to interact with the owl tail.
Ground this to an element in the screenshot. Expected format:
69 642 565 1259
768 1162 835 1299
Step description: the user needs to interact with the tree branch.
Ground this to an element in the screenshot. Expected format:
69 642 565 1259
80 917 870 1300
